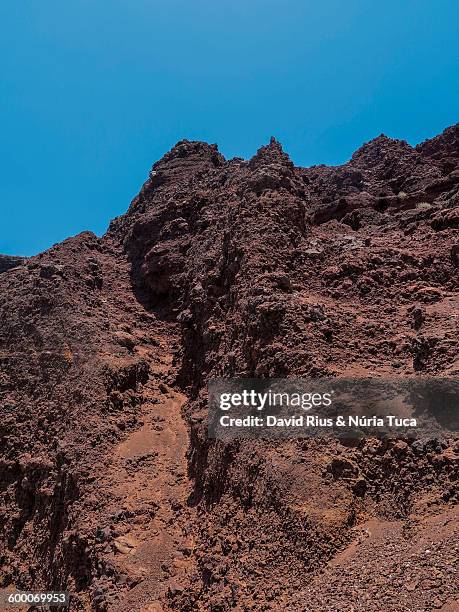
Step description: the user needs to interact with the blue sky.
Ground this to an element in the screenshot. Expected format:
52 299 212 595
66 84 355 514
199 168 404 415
1 1 458 256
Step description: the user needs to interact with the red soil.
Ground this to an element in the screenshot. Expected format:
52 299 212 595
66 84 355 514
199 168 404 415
0 124 458 610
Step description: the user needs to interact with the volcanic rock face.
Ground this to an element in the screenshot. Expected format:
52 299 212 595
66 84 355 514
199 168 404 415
0 125 458 610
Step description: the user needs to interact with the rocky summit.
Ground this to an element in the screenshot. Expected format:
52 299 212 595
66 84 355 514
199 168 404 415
0 124 458 610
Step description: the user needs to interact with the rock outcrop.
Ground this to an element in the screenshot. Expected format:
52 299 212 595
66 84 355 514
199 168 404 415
0 125 458 610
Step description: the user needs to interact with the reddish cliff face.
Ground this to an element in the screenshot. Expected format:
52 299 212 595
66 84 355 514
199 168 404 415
0 125 458 611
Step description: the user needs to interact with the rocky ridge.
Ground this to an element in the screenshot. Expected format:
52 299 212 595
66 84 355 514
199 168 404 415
0 124 458 610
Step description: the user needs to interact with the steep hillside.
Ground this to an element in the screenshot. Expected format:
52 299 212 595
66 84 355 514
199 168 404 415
1 125 458 611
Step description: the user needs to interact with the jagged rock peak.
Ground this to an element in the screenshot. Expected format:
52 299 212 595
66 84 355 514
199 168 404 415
416 123 459 166
350 133 414 168
249 136 293 168
142 140 226 191
155 140 225 168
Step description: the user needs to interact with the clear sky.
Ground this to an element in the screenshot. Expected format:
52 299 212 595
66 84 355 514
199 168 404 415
1 1 458 256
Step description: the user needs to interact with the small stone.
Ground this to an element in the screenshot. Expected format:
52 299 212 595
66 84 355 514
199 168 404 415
393 440 409 455
114 541 132 554
411 306 424 330
404 581 417 591
159 382 169 394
